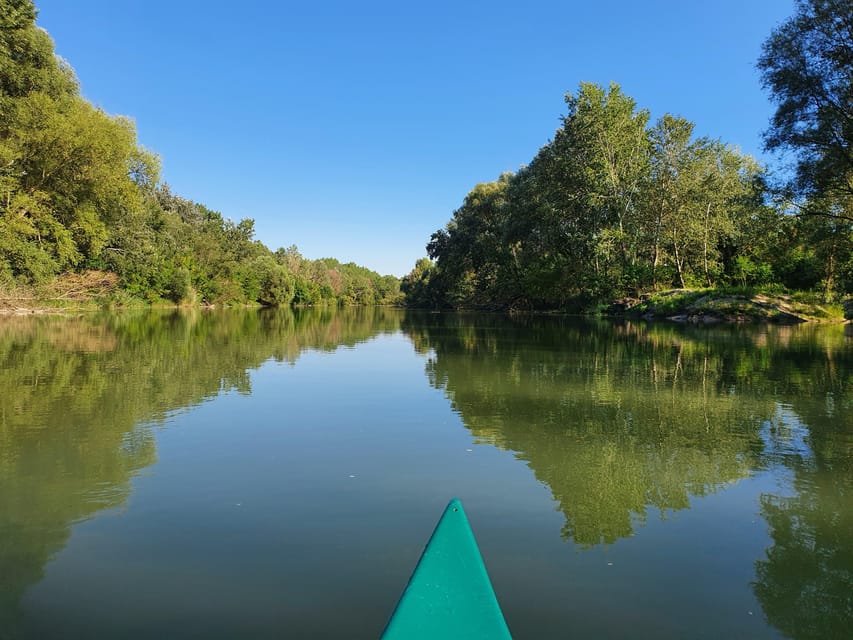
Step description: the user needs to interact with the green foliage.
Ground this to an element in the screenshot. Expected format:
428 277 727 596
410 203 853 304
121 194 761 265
426 174 515 308
733 256 774 287
247 255 293 306
270 255 401 307
0 4 399 307
755 0 853 301
633 289 710 315
401 258 441 308
758 0 853 203
422 3 853 308
412 82 773 310
0 0 77 102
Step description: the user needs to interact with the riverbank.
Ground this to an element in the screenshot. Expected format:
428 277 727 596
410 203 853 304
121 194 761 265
610 289 849 324
0 271 120 315
4 281 850 324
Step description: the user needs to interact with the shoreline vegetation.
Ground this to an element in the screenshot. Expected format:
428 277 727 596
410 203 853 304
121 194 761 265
400 1 853 322
0 268 399 315
1 2 401 311
3 1 851 324
610 288 849 324
3 271 849 325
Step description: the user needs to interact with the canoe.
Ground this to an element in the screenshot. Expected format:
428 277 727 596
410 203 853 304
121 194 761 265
381 498 512 639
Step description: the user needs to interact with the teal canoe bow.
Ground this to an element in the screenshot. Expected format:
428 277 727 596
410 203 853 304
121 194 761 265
381 499 512 639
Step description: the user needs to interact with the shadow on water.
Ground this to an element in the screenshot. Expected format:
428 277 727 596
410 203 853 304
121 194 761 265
401 311 853 638
0 306 401 636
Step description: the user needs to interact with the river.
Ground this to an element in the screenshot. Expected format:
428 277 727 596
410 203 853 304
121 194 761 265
1 308 850 638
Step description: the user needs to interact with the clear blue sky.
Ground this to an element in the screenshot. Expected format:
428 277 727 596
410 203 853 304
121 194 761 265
36 0 794 277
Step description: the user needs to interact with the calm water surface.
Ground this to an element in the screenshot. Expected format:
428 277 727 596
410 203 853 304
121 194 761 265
1 308 851 639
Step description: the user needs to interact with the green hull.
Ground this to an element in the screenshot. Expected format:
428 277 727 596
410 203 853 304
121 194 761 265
381 499 511 639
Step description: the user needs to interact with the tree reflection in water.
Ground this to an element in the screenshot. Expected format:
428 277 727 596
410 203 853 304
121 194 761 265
0 307 401 633
403 312 853 638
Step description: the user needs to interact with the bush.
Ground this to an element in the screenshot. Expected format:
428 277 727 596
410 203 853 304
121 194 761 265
259 264 293 306
733 256 774 287
166 267 192 303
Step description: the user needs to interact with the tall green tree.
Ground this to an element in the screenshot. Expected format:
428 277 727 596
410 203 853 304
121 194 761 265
507 83 653 301
557 82 650 277
759 0 853 297
0 0 157 284
758 0 853 205
427 175 513 307
400 258 440 308
646 118 765 288
407 82 770 309
0 0 77 102
645 115 698 288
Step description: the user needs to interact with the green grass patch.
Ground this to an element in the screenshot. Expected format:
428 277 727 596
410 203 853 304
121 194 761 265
624 286 847 323
633 289 710 315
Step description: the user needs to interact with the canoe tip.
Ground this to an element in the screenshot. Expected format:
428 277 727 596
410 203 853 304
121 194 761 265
446 497 464 513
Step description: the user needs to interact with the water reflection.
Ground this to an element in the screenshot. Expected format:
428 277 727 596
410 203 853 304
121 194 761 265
1 309 850 639
0 307 401 634
402 312 853 638
403 314 772 545
753 410 853 640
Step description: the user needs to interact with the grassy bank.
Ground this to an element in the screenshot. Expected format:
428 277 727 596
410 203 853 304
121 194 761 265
611 288 848 324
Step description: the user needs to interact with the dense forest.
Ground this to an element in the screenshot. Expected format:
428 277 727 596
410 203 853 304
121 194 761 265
3 0 849 312
403 0 853 311
0 0 401 307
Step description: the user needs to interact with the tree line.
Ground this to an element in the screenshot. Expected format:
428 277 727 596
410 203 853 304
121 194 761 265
0 0 401 306
404 0 852 310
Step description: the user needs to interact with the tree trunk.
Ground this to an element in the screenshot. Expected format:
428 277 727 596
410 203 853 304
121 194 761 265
702 201 712 286
673 233 686 289
824 230 837 302
652 200 664 288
